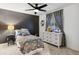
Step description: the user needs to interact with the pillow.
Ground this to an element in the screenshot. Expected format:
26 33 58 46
21 29 30 36
22 32 29 36
15 30 22 36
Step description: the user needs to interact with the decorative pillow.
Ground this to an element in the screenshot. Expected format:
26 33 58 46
15 30 22 36
22 32 29 36
21 29 30 36
15 29 30 36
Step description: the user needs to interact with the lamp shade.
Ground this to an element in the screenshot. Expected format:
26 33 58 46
8 25 14 30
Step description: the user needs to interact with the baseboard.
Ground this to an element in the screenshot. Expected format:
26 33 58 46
67 47 79 52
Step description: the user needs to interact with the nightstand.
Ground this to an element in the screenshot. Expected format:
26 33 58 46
6 35 15 46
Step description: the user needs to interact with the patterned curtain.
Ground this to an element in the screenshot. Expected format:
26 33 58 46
46 13 55 31
54 9 66 47
46 13 52 31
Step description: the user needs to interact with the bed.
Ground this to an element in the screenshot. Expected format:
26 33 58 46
15 29 44 54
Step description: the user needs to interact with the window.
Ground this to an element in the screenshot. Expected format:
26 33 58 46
46 11 63 33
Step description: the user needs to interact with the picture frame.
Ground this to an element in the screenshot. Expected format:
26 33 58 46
41 20 44 26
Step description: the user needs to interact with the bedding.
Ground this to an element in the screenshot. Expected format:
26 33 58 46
16 35 44 54
15 28 30 36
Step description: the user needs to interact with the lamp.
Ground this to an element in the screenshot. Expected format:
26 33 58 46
8 25 14 30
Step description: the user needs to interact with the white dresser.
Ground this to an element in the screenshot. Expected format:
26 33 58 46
41 31 62 48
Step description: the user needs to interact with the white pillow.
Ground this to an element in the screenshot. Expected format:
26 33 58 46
21 28 30 35
15 30 22 36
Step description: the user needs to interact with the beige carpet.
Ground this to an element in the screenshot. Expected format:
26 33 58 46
0 43 79 55
46 43 79 55
0 43 50 55
0 43 22 55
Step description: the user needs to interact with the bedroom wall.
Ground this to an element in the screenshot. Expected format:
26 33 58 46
64 4 79 51
15 16 39 35
0 9 39 43
39 4 79 51
39 14 46 38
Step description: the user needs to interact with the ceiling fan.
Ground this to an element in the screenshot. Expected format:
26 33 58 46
25 3 48 14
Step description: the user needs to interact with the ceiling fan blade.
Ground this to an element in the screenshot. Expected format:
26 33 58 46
25 9 35 11
39 9 46 12
39 4 47 9
28 3 35 8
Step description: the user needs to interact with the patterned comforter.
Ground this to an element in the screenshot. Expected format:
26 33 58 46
16 35 44 54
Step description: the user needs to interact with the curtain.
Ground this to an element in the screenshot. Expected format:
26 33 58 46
46 13 52 30
46 13 55 31
54 9 66 47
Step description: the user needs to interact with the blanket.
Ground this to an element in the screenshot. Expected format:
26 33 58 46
16 35 44 54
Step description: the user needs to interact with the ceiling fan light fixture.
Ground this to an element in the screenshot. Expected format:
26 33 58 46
34 9 39 12
34 12 37 14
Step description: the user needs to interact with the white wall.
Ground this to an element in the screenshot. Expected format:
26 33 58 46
64 5 79 51
39 4 79 51
0 30 15 43
39 14 46 39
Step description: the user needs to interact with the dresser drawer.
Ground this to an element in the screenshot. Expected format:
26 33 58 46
43 31 62 48
54 37 58 41
50 36 55 40
53 41 58 46
49 39 54 44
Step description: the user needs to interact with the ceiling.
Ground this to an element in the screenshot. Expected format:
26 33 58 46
0 3 73 16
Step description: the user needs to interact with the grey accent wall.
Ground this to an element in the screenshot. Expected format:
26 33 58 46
15 16 39 35
0 9 39 43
